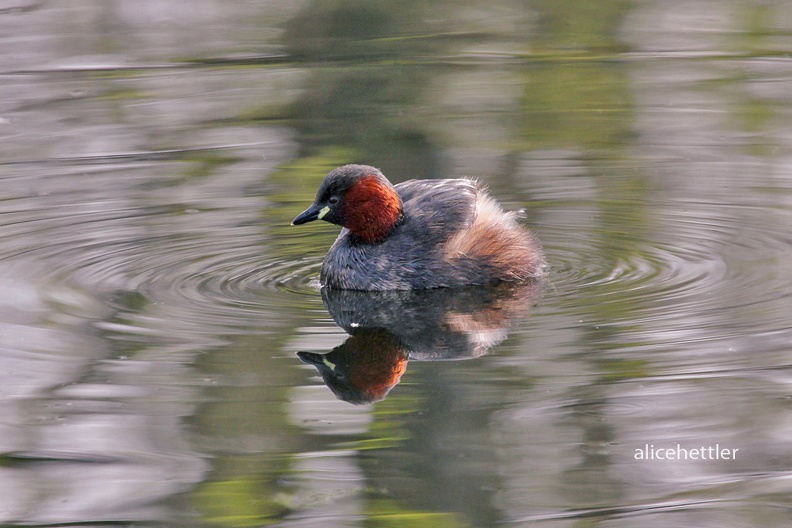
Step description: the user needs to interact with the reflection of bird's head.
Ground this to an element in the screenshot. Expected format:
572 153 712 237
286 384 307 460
298 328 408 404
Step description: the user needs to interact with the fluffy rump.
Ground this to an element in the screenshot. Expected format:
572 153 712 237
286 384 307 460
443 190 545 282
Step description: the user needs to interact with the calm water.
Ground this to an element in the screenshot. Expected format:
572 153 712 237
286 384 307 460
2 1 792 526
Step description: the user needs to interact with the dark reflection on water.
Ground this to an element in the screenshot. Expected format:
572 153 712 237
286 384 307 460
1 0 792 527
300 283 541 403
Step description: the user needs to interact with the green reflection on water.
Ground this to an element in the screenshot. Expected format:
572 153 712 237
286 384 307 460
195 477 286 526
347 395 422 451
364 499 470 528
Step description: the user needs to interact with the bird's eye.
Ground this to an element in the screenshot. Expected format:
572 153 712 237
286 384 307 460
328 196 339 205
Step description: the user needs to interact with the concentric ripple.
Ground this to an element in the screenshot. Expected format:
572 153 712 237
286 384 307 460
138 251 325 314
542 197 792 340
107 240 327 328
0 168 334 339
3 163 792 347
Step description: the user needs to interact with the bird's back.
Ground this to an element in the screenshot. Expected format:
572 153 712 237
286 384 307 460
320 178 543 290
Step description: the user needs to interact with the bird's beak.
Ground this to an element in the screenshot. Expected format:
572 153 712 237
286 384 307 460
291 203 324 225
297 351 336 371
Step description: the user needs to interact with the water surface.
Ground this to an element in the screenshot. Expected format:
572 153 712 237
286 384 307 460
1 1 792 526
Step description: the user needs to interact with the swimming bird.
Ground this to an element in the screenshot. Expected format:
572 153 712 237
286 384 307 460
292 164 544 290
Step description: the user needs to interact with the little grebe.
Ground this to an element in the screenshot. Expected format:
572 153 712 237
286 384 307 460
292 164 544 290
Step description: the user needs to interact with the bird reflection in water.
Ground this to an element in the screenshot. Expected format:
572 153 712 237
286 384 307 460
298 281 542 404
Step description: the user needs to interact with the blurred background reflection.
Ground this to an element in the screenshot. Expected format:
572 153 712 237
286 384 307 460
1 1 792 526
